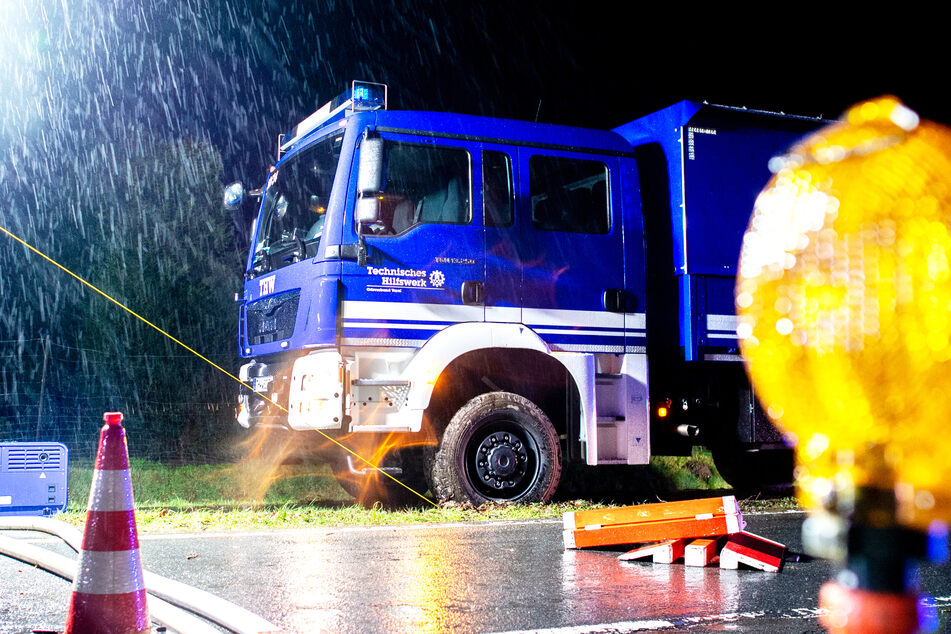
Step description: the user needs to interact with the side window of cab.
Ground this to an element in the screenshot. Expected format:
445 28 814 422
483 150 514 228
364 141 472 236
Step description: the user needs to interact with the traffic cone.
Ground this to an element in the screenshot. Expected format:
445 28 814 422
65 412 150 634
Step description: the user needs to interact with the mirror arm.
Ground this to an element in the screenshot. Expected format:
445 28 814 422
357 224 368 266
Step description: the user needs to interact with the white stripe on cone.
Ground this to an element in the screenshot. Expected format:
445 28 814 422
73 549 146 595
87 469 135 512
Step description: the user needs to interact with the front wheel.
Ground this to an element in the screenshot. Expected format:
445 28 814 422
431 392 562 504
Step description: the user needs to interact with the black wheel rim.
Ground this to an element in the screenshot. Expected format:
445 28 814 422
464 416 541 501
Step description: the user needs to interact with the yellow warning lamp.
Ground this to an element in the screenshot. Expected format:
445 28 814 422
737 96 951 528
737 96 951 630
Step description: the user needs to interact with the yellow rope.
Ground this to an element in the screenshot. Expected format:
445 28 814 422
0 224 437 507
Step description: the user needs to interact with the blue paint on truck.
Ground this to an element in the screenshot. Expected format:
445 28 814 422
227 82 826 504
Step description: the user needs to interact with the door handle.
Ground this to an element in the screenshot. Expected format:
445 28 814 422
603 288 634 312
462 280 485 306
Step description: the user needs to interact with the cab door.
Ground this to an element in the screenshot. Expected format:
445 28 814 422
515 149 627 353
340 133 484 348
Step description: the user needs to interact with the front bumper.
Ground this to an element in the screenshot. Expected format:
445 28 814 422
237 351 346 431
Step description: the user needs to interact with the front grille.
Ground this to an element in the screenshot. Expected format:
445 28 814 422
246 290 301 345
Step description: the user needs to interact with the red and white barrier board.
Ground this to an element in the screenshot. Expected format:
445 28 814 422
684 537 724 567
618 539 688 564
719 531 786 572
564 496 744 550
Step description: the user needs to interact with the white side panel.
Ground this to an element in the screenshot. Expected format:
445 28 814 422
347 350 417 431
585 354 649 465
591 373 627 464
623 353 650 465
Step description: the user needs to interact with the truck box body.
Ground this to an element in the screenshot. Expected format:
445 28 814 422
230 83 826 503
614 102 825 361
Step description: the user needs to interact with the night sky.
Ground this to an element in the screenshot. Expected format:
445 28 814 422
264 4 946 186
3 1 943 187
277 5 944 126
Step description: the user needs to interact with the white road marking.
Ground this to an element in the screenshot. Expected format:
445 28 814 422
490 596 951 634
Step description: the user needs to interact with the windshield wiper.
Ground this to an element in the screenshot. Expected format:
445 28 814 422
275 229 310 264
273 237 302 264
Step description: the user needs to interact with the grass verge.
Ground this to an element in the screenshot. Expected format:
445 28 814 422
57 449 797 532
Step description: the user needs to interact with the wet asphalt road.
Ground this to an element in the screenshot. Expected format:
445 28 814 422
2 511 950 633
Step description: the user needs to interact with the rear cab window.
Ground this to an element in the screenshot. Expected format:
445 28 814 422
529 155 610 234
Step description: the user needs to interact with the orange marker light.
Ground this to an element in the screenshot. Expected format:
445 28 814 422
657 406 669 418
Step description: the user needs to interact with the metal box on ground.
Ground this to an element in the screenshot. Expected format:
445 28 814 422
0 442 69 516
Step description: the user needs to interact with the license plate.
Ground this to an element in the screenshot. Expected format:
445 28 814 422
252 376 273 392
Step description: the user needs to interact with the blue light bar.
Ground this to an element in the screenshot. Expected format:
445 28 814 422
279 81 388 156
351 81 387 111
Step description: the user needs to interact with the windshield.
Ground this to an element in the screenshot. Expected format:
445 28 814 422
250 133 343 275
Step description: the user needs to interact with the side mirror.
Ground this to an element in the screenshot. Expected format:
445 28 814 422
355 196 380 224
223 181 245 210
355 132 384 226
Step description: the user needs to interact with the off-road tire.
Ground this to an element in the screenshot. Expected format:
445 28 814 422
431 391 562 504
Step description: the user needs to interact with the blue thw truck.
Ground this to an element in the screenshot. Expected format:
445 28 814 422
225 81 824 504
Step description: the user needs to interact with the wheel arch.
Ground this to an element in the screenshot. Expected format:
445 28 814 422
404 322 594 457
